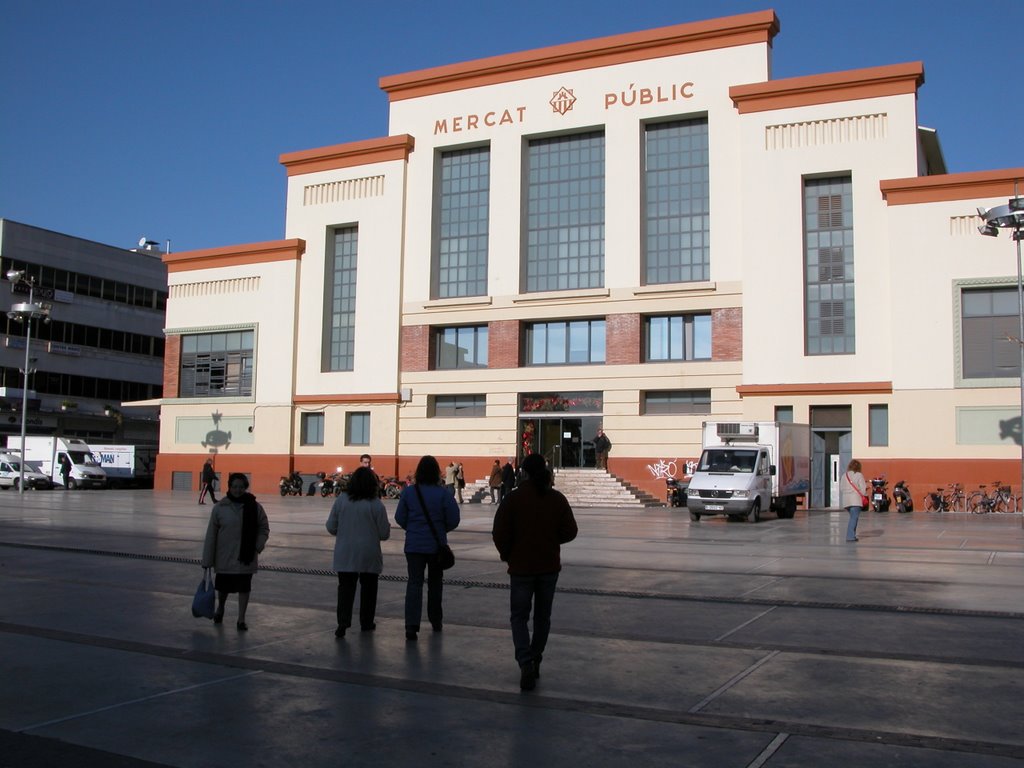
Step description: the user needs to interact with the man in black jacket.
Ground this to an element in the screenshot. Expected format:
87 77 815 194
593 428 612 470
493 453 578 691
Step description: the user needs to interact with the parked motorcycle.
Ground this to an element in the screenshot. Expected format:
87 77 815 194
870 477 890 512
666 477 687 508
381 475 405 499
279 471 304 497
318 469 348 497
892 480 914 513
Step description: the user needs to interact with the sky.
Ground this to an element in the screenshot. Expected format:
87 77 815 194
1 0 1020 253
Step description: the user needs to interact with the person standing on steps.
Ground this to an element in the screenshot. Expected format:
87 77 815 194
492 452 578 691
593 428 612 470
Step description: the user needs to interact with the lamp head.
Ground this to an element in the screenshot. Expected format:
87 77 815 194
978 223 999 237
1009 197 1024 213
5 269 24 282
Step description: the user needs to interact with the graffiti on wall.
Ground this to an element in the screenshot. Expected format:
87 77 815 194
646 459 698 479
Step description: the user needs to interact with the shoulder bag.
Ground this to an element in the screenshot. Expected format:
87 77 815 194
191 567 216 619
413 484 455 570
846 472 869 508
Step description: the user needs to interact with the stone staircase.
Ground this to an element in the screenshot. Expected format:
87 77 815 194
462 468 662 508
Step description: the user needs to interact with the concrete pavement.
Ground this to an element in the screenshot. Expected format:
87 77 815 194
1 489 1022 767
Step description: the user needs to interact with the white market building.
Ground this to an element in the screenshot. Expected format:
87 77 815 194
157 10 1023 506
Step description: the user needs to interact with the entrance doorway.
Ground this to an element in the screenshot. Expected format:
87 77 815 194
518 416 603 468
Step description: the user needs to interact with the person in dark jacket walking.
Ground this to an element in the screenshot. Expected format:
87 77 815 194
500 458 516 500
395 455 460 641
198 458 218 504
492 452 578 691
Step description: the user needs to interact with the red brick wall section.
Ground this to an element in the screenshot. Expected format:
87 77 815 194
163 335 181 397
713 307 742 361
400 325 430 372
489 320 521 368
606 313 640 365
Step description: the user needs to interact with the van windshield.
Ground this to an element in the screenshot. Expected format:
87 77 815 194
699 449 758 473
68 451 100 466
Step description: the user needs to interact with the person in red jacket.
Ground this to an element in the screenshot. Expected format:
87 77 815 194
491 452 578 691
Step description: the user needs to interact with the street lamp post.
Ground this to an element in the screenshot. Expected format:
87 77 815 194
978 189 1024 526
6 270 51 493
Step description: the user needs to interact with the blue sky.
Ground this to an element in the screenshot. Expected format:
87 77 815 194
1 0 1020 252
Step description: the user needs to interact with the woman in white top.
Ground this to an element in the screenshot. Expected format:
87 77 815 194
326 466 391 637
840 459 868 542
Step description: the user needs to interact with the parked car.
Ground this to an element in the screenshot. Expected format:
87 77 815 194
0 452 53 490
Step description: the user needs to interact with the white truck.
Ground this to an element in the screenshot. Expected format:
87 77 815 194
686 421 810 523
89 444 157 488
6 436 108 490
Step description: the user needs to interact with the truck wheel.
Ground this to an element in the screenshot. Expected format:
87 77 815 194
68 479 79 491
689 511 701 521
779 497 797 519
748 499 761 523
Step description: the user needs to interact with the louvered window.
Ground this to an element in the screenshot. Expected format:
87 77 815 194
179 331 254 397
804 177 854 355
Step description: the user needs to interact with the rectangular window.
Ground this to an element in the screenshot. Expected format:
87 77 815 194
432 394 486 418
525 131 605 292
804 176 855 355
300 413 324 446
868 404 889 447
643 118 710 284
645 314 711 361
435 146 490 298
179 330 254 397
324 227 358 371
962 286 1020 379
435 325 488 369
643 390 712 414
345 412 370 446
526 320 605 365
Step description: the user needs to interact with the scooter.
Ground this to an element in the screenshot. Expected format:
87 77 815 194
666 477 687 508
892 480 914 513
870 477 890 512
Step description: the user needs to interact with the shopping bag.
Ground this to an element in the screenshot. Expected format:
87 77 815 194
191 568 216 619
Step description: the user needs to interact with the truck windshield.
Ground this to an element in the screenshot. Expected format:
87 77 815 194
68 451 99 466
699 449 758 473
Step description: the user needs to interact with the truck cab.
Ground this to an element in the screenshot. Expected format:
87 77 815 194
685 421 808 523
687 446 775 522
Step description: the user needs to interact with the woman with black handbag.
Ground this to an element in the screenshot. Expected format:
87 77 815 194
395 455 460 640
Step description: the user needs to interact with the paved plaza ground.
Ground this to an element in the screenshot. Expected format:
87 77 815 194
1 489 1023 767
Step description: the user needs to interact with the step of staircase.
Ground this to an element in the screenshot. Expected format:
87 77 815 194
462 468 662 508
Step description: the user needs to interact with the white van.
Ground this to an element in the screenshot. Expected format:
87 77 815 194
0 452 54 490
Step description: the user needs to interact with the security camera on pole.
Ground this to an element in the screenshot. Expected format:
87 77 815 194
978 187 1024 527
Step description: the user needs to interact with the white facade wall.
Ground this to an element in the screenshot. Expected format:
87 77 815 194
155 11 1022 499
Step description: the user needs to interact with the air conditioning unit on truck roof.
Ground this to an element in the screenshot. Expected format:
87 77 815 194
716 422 759 441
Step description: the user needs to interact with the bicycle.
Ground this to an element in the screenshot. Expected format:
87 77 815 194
922 482 966 513
967 481 1018 514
